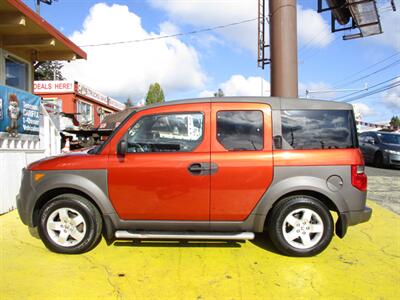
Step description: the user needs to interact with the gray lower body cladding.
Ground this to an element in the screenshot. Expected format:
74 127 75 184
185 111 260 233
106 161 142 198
17 165 370 239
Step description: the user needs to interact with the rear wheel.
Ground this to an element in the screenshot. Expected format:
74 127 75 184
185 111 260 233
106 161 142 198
38 194 102 254
267 195 334 257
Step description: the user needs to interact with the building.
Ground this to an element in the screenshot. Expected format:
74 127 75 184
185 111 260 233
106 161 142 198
0 0 86 213
34 80 125 130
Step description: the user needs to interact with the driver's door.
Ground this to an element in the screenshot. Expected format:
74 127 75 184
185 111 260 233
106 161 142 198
107 103 211 221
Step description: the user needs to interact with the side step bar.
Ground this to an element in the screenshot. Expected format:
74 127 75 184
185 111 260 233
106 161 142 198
115 231 255 240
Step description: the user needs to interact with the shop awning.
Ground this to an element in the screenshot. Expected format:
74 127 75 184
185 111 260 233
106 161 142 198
0 0 86 61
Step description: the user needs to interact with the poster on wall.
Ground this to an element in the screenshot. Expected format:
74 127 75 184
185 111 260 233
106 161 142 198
0 85 40 137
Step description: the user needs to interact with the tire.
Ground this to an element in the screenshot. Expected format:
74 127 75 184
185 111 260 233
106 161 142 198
374 152 384 168
267 195 334 257
38 194 102 254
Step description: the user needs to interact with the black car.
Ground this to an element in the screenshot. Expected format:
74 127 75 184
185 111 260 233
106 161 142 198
359 131 400 168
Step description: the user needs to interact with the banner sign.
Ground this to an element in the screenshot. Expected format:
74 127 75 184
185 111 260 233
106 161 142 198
108 97 126 111
77 82 108 105
34 81 75 94
0 85 40 136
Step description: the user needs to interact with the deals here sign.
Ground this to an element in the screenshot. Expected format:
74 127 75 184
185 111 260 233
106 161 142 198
0 85 40 136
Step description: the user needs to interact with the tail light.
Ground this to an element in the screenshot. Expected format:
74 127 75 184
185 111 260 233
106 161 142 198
351 165 367 192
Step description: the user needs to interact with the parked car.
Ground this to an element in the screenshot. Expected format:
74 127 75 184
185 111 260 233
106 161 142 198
17 97 371 257
359 131 400 168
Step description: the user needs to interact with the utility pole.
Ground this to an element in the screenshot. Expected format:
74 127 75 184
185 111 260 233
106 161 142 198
35 0 40 15
269 0 298 98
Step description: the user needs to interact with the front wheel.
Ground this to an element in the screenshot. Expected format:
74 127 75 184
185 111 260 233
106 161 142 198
38 194 102 254
267 195 334 257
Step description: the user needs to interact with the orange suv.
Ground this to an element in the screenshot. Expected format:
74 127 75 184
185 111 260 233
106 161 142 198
17 97 371 256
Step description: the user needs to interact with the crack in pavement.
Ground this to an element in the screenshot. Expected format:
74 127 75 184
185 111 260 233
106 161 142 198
81 255 124 300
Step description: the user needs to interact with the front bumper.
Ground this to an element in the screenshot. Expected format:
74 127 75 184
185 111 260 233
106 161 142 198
388 153 400 167
16 169 36 227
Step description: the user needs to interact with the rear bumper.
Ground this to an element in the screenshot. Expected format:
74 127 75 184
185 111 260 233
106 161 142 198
343 207 372 226
336 207 372 238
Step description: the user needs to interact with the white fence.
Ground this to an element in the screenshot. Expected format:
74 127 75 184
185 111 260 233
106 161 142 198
0 104 61 214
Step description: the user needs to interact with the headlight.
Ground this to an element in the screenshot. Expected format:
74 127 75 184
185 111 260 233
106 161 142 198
384 149 400 155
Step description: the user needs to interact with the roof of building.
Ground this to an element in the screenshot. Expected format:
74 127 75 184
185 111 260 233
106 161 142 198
0 0 86 61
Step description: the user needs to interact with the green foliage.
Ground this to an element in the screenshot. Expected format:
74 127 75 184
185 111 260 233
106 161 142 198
145 83 165 105
214 88 224 97
390 116 400 129
34 61 65 80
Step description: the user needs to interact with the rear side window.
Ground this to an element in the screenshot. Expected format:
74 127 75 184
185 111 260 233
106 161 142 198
281 110 357 150
217 110 263 151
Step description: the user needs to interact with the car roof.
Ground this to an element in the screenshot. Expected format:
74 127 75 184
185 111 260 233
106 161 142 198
136 97 354 111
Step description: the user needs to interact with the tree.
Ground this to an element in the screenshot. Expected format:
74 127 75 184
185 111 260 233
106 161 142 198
145 83 165 105
390 116 400 130
214 88 224 97
124 97 133 108
34 61 65 80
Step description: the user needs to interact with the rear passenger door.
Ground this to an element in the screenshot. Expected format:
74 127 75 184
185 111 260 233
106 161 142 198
210 103 274 221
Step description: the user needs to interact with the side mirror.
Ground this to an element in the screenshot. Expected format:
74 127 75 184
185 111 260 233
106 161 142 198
117 140 127 156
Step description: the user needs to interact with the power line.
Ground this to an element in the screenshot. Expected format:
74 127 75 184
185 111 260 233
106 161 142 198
79 18 258 47
342 80 400 102
336 75 399 100
333 59 400 89
331 51 400 88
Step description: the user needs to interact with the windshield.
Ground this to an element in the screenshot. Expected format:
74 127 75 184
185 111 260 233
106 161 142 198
378 133 400 145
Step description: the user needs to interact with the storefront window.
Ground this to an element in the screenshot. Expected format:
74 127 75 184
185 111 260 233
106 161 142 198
77 100 93 125
5 56 29 91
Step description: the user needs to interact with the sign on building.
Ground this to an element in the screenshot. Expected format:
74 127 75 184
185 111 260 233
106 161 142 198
0 86 40 137
33 81 75 94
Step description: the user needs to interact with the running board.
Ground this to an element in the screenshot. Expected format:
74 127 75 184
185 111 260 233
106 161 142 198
115 231 255 240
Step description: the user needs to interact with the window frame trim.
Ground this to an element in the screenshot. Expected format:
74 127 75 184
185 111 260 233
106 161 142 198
2 51 32 92
123 111 206 154
216 109 265 152
76 98 94 125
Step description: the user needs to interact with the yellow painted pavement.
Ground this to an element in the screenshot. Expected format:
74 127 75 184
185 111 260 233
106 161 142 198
1 201 399 300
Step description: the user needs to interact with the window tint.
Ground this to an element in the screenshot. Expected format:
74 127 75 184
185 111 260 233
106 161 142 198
126 113 203 153
217 110 263 151
281 110 356 150
378 133 400 145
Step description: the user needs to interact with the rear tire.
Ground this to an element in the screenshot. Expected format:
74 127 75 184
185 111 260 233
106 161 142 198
38 194 102 254
267 195 334 257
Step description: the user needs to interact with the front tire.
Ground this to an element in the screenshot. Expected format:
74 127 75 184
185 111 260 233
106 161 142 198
267 195 334 257
374 152 384 168
38 194 102 254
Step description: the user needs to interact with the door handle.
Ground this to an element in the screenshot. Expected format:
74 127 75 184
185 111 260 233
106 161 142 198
188 163 208 175
188 162 219 176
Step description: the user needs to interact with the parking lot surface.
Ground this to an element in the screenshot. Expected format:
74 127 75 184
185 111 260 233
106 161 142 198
366 166 400 214
0 201 399 300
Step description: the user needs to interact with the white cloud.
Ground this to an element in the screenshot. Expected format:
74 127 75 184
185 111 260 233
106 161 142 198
199 75 270 97
352 102 375 118
62 3 206 99
149 0 333 53
370 0 400 50
382 80 400 110
297 6 334 48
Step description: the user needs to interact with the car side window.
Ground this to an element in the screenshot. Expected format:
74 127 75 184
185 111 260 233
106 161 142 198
216 110 263 151
126 113 203 153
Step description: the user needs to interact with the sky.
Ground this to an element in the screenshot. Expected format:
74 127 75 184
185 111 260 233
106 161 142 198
25 0 400 123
